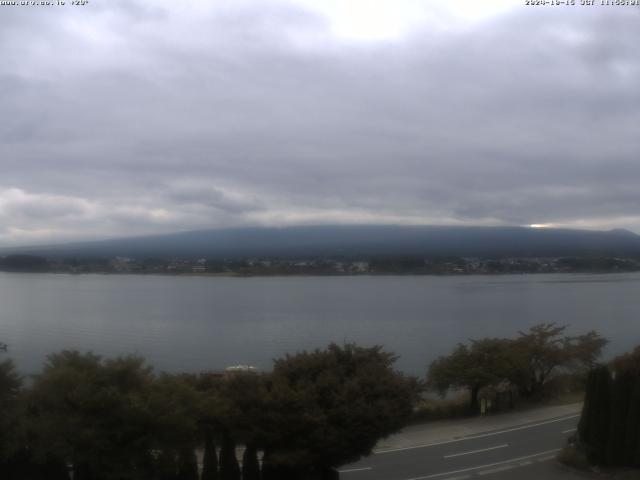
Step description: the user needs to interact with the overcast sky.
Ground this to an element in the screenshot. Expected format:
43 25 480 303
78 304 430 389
1 0 639 246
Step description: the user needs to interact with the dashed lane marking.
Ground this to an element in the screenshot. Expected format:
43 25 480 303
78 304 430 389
443 444 509 459
536 455 556 462
338 467 372 474
477 465 514 475
562 428 577 434
402 448 561 480
376 415 579 454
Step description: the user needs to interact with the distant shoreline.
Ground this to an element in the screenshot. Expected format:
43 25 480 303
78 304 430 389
1 269 639 278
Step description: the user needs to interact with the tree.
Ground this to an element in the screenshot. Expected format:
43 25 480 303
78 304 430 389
219 434 241 480
176 448 199 480
427 338 513 413
579 365 612 464
623 378 640 467
507 324 607 398
28 351 157 480
577 346 640 467
201 430 219 480
0 254 49 272
215 372 268 480
259 343 419 478
147 373 203 480
241 445 261 480
0 359 23 471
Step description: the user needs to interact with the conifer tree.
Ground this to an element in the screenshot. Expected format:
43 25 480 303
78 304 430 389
177 448 199 480
201 431 219 480
219 434 241 480
241 444 261 480
606 371 635 465
624 378 640 467
579 365 612 464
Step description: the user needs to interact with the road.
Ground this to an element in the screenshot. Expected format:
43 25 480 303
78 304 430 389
339 413 581 480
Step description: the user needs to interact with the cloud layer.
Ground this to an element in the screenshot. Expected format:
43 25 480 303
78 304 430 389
1 0 639 245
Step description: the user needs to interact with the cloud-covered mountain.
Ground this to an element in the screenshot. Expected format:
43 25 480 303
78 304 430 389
2 2 640 246
5 225 640 259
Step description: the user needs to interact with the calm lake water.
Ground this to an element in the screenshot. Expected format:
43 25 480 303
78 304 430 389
1 272 639 376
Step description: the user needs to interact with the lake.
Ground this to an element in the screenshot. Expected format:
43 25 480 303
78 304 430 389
0 272 639 376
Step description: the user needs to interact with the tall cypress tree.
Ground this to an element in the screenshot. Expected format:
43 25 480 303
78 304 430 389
156 450 179 480
219 434 241 480
241 444 261 480
579 365 612 464
624 377 640 467
578 368 597 443
606 371 635 465
202 431 219 480
177 448 199 480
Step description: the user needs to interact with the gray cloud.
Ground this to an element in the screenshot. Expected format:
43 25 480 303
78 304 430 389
1 1 639 245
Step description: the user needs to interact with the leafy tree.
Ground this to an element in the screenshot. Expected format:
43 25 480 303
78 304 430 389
427 338 512 413
215 372 268 480
28 351 157 480
507 324 607 398
612 345 640 375
146 373 203 480
260 343 419 478
0 358 25 476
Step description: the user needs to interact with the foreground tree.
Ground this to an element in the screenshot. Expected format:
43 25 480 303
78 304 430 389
577 346 640 467
216 372 268 480
28 351 157 480
508 324 608 398
147 373 203 480
0 358 26 478
428 324 608 409
427 338 513 413
260 343 419 479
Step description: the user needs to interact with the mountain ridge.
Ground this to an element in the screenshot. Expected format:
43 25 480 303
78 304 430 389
2 225 640 259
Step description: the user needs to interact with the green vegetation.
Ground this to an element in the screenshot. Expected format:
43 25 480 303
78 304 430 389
427 323 607 413
0 343 418 480
576 346 640 468
3 254 640 276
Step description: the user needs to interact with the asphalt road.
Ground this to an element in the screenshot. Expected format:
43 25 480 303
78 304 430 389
339 414 580 480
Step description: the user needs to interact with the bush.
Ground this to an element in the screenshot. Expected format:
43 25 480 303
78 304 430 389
557 445 590 471
410 394 471 424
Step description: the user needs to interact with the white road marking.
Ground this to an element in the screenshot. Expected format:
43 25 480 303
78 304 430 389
443 444 509 459
519 461 532 466
562 428 577 434
403 448 561 480
478 465 514 475
536 455 556 462
376 415 579 454
338 467 372 474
